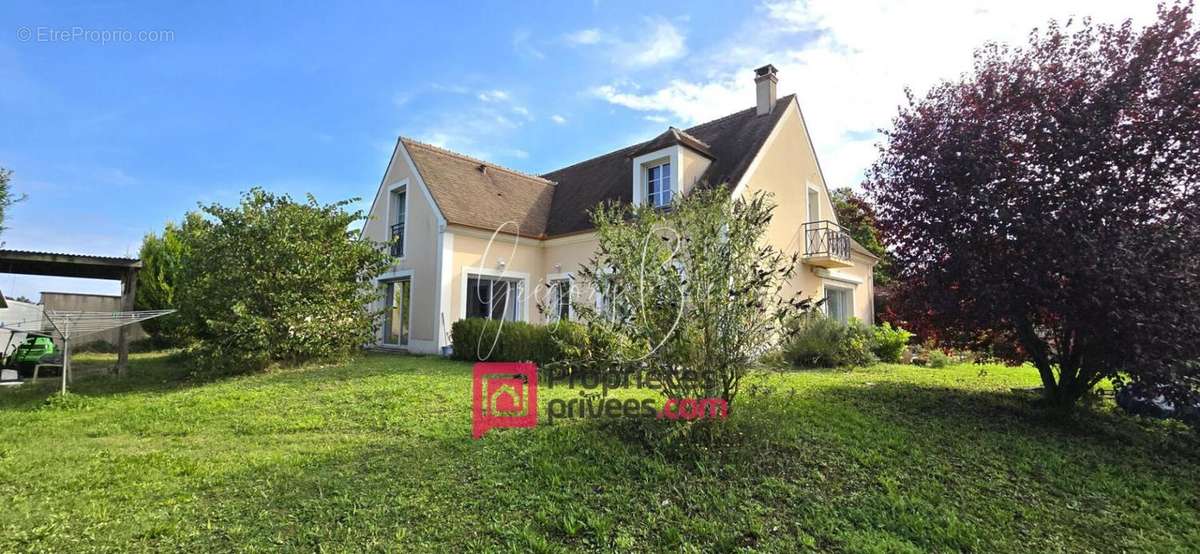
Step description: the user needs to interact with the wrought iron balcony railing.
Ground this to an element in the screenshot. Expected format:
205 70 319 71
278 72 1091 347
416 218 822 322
802 220 851 266
390 222 405 258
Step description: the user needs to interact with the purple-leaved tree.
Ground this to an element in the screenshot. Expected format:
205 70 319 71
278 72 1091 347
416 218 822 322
866 2 1200 413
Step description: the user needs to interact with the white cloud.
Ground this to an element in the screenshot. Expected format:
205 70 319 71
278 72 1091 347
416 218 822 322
565 19 687 68
392 92 414 108
565 28 603 45
551 114 567 124
629 20 687 67
512 29 545 59
478 89 511 102
591 0 1161 189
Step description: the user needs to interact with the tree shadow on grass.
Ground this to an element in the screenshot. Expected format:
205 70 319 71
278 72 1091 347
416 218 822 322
807 381 1198 455
585 378 1199 482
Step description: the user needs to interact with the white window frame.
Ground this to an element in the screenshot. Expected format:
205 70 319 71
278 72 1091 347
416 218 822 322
631 146 684 208
545 272 574 322
460 268 530 322
387 180 410 261
375 268 414 348
381 277 412 347
807 185 821 223
646 162 672 208
823 284 854 324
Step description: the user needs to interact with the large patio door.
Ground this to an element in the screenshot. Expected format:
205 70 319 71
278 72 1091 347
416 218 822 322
383 278 411 346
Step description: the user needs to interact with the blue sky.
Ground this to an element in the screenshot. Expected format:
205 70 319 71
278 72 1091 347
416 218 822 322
0 1 1157 300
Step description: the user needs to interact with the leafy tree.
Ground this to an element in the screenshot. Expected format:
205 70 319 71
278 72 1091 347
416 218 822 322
865 3 1200 412
177 188 391 374
564 188 813 406
135 216 200 346
830 187 892 286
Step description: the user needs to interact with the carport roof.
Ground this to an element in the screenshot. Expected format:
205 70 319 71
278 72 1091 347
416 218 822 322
0 249 141 280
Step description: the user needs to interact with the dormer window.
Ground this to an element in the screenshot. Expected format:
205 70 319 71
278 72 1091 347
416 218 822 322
630 137 704 209
647 162 672 208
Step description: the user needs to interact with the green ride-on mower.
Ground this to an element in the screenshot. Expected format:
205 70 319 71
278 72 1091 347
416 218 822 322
6 335 59 373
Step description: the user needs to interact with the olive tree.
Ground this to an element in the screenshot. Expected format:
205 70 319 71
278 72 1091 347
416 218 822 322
564 188 812 406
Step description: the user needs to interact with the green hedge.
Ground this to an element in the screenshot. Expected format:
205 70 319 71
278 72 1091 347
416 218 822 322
450 318 587 366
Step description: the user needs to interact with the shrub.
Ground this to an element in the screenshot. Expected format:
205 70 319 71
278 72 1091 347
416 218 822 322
450 318 587 367
927 350 952 369
570 188 811 405
177 188 391 375
871 322 913 363
783 315 876 368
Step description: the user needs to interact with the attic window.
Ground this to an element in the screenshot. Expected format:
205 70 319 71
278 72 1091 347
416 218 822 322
647 162 672 208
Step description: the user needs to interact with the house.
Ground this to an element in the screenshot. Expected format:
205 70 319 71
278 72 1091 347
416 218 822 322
362 65 878 353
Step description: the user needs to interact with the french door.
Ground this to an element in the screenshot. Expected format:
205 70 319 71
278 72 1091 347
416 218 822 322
383 278 411 346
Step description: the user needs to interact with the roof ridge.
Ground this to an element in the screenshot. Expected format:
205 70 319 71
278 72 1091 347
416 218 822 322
684 93 795 134
541 95 794 177
539 141 642 177
672 127 711 148
401 137 555 185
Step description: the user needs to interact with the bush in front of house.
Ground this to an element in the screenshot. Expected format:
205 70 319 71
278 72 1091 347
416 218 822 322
871 322 914 363
177 188 391 375
783 315 878 368
927 349 952 369
450 318 587 367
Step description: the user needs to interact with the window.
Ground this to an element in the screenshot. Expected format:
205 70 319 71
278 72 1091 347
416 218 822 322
382 278 411 345
548 279 571 321
391 189 407 258
647 162 672 208
824 285 853 324
467 275 523 321
807 187 820 223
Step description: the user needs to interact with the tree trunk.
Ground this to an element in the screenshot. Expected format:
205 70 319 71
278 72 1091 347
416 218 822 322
1014 316 1090 416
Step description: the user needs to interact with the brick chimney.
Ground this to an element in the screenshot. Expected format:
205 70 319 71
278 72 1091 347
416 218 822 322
755 64 778 116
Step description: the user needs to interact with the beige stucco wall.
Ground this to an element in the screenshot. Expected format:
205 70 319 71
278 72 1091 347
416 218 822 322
438 229 601 328
363 141 442 349
738 102 876 324
680 147 712 194
540 234 600 320
447 230 547 324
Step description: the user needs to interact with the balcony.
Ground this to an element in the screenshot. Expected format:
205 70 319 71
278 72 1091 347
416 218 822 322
802 220 852 268
390 223 405 258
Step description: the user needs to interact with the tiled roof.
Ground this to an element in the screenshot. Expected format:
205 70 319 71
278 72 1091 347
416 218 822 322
402 95 795 238
626 127 715 160
401 138 556 238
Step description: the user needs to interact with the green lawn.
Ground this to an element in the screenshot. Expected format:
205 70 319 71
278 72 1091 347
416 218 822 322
0 352 1196 552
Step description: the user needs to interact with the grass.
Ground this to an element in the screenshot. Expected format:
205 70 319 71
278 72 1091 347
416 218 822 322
0 352 1196 552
